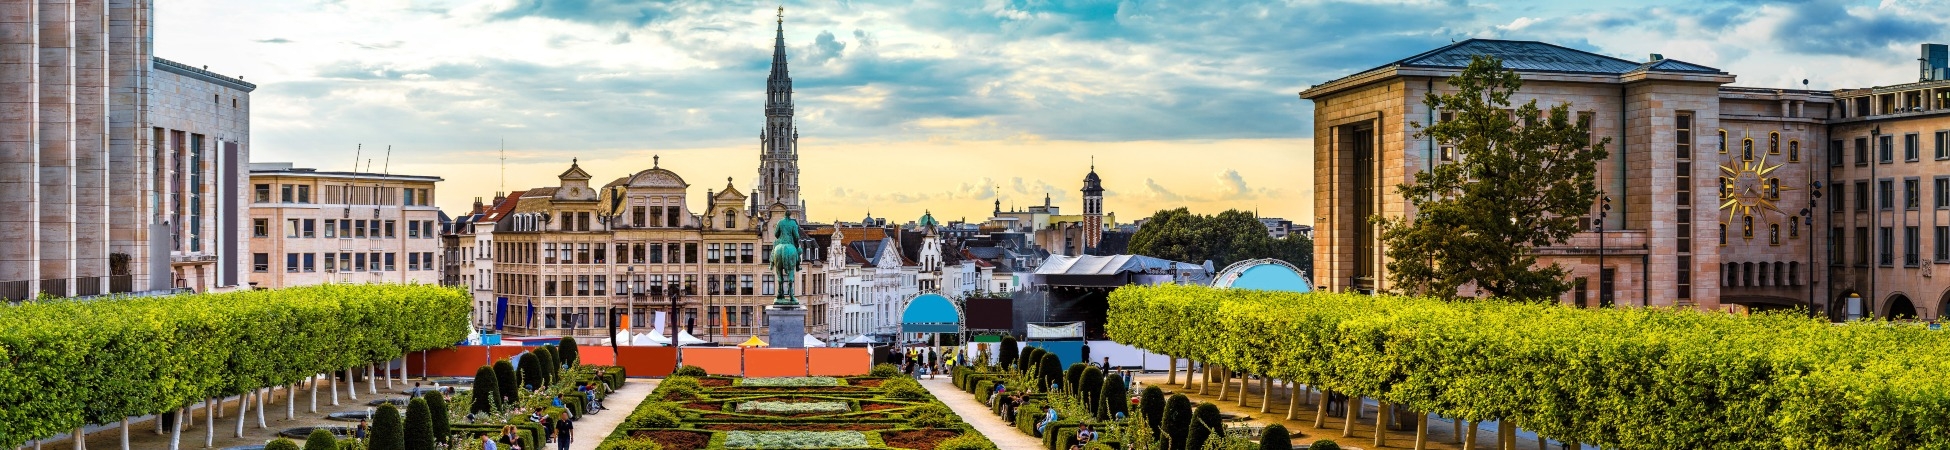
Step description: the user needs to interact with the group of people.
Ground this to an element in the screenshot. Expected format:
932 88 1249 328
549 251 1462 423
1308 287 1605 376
895 346 947 379
1068 424 1103 450
476 416 571 450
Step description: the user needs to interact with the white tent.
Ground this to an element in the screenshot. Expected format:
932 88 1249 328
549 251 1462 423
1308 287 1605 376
632 332 670 346
676 331 709 345
803 334 827 348
844 335 875 344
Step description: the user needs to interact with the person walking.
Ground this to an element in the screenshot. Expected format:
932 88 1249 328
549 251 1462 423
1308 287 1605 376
925 348 938 379
553 411 574 450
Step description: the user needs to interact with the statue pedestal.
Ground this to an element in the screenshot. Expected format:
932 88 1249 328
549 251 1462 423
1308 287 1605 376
766 305 808 349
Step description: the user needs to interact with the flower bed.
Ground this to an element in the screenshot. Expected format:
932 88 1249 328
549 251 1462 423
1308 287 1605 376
739 376 841 387
601 368 998 450
734 400 852 415
725 430 870 449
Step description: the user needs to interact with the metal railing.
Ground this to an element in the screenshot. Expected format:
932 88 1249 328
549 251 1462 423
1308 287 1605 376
0 280 28 301
38 279 67 298
75 276 102 297
110 275 134 294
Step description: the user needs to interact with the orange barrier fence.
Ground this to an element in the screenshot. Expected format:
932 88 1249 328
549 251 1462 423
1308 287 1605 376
407 346 872 378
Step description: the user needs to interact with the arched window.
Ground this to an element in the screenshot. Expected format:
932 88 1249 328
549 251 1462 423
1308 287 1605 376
1759 262 1770 286
1789 261 1800 286
1789 140 1801 162
1725 262 1738 286
1769 132 1780 155
1775 262 1786 287
1743 138 1755 160
1743 262 1755 287
724 209 737 228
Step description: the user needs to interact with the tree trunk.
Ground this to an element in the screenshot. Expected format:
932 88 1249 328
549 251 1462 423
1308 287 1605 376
384 360 394 389
1462 421 1477 450
348 367 360 400
1285 381 1302 420
1496 422 1510 450
1414 412 1429 450
1342 395 1360 438
1258 377 1272 412
204 399 214 448
312 375 322 411
1537 435 1546 450
168 407 183 450
1167 358 1177 385
1374 402 1388 448
1215 366 1229 401
287 383 296 420
367 363 378 395
233 392 246 438
72 427 83 450
1195 364 1207 395
255 388 266 428
1313 390 1330 429
1453 419 1463 443
121 418 130 450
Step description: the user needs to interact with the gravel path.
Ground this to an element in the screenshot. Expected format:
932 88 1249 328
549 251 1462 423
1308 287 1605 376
919 377 1044 449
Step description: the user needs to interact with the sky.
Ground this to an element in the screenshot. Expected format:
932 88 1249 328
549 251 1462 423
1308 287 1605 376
156 0 1950 226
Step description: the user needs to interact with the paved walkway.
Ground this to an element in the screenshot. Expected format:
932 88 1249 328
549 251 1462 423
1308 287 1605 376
920 377 1044 449
569 378 657 450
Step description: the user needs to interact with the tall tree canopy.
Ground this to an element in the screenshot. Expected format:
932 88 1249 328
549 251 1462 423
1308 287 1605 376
1129 207 1311 272
1378 55 1608 300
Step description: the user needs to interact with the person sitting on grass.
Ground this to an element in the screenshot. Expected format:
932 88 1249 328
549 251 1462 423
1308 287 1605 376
1037 405 1059 435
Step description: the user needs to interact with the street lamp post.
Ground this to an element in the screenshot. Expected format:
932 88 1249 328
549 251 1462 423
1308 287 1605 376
667 282 684 367
708 277 720 344
1803 181 1823 320
1596 195 1611 307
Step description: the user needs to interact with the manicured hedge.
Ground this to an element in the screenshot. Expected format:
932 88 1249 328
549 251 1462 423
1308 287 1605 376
452 423 541 450
0 284 470 447
1107 284 1950 449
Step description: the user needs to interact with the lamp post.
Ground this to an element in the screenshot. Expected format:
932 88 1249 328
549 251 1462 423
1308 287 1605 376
1596 194 1611 307
667 281 683 367
708 277 720 344
1804 181 1823 320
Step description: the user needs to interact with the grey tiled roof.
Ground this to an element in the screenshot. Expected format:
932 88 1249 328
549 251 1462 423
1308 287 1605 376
1350 39 1724 80
1627 58 1727 75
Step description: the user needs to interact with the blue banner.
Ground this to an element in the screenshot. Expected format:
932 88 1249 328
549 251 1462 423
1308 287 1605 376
495 297 508 331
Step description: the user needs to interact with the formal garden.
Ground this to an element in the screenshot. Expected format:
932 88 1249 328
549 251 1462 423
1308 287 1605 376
598 365 998 450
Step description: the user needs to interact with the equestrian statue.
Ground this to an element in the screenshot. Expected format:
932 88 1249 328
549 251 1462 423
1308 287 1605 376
769 216 803 306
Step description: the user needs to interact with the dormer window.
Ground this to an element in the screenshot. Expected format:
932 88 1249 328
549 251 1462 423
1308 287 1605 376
725 209 737 228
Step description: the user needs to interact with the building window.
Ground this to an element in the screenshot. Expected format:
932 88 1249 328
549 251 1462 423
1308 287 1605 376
1856 137 1869 165
1789 218 1799 239
1830 227 1843 265
1905 133 1920 162
1830 139 1844 166
1879 179 1894 210
280 184 293 203
383 253 396 271
707 243 721 263
1766 179 1780 200
1769 223 1780 245
1833 183 1846 212
286 219 302 238
253 219 268 238
303 219 315 238
1937 131 1949 160
1856 181 1869 212
253 253 269 272
724 210 737 228
1718 129 1728 153
1788 140 1800 162
1937 177 1950 209
1879 135 1894 163
254 184 271 203
1880 226 1894 267
1743 215 1754 239
742 243 755 264
286 253 300 273
408 220 421 238
1937 226 1949 262
1905 226 1920 267
741 275 754 295
1768 132 1779 155
1856 227 1869 266
303 253 316 272
1742 138 1755 161
1905 178 1921 210
384 220 396 238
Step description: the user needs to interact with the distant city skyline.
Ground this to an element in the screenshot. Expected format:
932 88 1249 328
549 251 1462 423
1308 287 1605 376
156 0 1945 223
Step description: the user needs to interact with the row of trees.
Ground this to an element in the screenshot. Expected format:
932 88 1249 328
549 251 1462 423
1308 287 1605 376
0 284 472 449
1107 284 1950 448
1128 208 1311 272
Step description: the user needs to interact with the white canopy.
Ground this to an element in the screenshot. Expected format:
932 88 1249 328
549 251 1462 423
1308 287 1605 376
631 332 669 346
803 334 827 348
675 330 709 345
843 334 875 344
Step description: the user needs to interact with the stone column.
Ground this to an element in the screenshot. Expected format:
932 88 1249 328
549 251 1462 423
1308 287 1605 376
0 1 41 295
73 0 106 294
106 0 149 290
38 0 76 296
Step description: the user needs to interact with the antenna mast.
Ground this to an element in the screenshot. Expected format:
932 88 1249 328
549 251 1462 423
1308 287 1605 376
383 145 392 174
500 138 507 192
353 143 362 172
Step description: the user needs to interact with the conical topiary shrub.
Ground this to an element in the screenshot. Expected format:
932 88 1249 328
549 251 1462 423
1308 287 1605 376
1187 402 1223 450
518 353 543 390
1066 363 1086 395
1080 366 1103 415
1308 439 1341 450
999 337 1018 370
1020 347 1040 373
471 365 498 414
370 403 404 450
404 397 433 450
558 336 579 366
1038 353 1063 392
1258 424 1292 450
1141 386 1166 435
265 438 300 450
1163 394 1192 450
1100 373 1127 420
424 390 451 442
303 428 337 450
535 346 556 387
493 359 519 404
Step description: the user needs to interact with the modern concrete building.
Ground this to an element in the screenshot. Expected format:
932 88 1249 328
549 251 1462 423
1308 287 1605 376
2 1 254 299
1303 39 1950 320
245 163 443 289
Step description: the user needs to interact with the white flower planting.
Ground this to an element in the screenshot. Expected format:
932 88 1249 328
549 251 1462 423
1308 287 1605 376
733 400 851 415
724 431 869 449
737 377 842 387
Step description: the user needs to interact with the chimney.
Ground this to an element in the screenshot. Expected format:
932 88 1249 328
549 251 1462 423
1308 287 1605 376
1649 53 1664 61
1921 44 1948 82
493 191 506 206
472 196 484 214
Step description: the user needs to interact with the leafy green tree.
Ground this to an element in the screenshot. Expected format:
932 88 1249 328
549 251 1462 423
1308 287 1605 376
1258 424 1291 450
424 391 451 442
1140 386 1166 435
1162 394 1192 450
370 403 404 450
493 359 520 404
1378 55 1608 301
1187 402 1223 450
471 365 498 414
1130 208 1313 274
404 397 433 450
558 337 579 366
303 428 338 450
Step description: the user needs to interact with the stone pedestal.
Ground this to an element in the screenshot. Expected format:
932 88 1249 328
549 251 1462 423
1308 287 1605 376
766 305 807 349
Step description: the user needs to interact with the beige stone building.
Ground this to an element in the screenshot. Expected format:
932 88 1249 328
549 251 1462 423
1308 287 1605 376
1 1 255 299
245 163 443 289
1826 61 1950 319
487 158 827 342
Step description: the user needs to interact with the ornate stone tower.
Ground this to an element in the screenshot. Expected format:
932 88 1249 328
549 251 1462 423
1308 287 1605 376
1081 162 1104 253
756 6 805 222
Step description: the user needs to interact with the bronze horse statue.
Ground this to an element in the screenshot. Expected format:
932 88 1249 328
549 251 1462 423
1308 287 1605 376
769 216 802 306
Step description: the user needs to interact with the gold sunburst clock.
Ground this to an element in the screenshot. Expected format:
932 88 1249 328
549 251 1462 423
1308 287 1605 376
1720 147 1795 238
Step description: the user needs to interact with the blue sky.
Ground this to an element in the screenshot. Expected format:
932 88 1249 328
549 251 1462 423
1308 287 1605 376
158 0 1950 225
